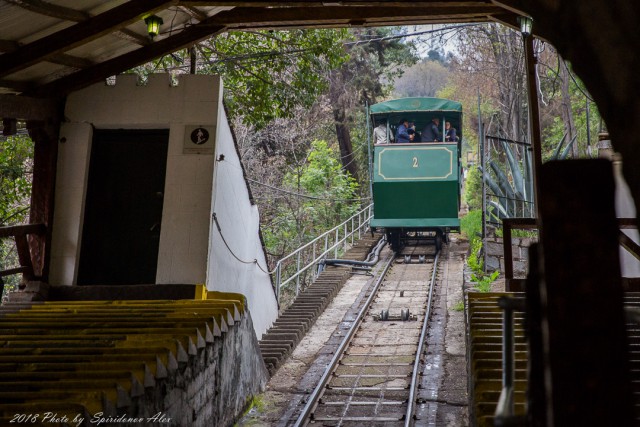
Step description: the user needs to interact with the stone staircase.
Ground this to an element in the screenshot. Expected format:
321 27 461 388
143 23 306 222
466 292 526 427
467 291 640 426
0 291 267 427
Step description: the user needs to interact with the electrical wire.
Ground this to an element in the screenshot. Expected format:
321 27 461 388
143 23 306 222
212 212 276 275
245 177 370 202
218 158 370 202
564 60 595 102
344 24 479 45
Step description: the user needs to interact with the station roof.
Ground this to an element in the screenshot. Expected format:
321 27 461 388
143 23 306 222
0 1 522 101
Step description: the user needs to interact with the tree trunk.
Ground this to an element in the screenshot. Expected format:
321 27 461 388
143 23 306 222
333 107 359 181
559 58 577 157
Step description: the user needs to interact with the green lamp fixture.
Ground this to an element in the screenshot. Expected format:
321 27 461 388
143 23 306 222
144 15 163 40
517 15 533 38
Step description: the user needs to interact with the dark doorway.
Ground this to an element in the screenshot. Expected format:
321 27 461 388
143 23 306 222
78 129 169 285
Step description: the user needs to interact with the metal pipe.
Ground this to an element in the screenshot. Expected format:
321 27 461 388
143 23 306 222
293 253 395 427
322 236 386 268
405 250 440 426
296 251 301 295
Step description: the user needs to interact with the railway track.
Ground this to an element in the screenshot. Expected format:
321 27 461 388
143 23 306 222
293 243 442 426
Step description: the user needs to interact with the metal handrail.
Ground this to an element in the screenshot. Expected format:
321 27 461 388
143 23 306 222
494 296 526 427
274 203 373 302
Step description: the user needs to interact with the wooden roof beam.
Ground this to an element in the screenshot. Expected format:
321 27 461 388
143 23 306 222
5 0 90 21
214 5 501 29
6 0 151 46
0 0 176 79
0 94 59 120
180 1 496 6
0 40 94 69
26 21 227 98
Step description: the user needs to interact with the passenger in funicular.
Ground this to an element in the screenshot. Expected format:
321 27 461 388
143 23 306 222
445 121 459 142
408 121 418 142
396 118 411 143
421 117 442 142
373 121 394 144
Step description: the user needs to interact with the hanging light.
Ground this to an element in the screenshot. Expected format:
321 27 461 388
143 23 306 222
144 15 163 40
517 15 533 38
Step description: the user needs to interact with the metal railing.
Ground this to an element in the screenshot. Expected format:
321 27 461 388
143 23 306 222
274 204 373 303
494 295 526 427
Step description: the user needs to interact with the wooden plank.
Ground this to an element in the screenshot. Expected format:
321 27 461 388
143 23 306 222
0 224 46 239
27 122 59 280
14 234 35 281
216 5 501 29
182 1 499 6
0 0 174 79
538 159 633 426
27 23 226 98
0 95 58 120
0 266 28 278
5 0 90 21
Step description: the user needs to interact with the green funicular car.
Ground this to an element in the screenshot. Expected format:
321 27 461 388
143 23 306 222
368 97 463 252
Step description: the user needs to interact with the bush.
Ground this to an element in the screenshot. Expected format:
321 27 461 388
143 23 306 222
463 166 482 210
467 237 483 275
460 209 482 243
472 270 499 292
461 209 500 290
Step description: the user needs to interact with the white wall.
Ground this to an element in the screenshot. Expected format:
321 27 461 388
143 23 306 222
49 74 277 337
49 122 93 285
613 157 640 277
207 106 278 337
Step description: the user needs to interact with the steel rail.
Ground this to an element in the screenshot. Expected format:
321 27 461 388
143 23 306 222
292 251 395 427
404 249 441 426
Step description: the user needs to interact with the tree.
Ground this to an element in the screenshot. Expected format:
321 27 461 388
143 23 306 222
0 134 33 295
325 27 417 182
393 60 450 98
260 139 359 259
0 134 33 226
453 24 527 141
131 29 350 130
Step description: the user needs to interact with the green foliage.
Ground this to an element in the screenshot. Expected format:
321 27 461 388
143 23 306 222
262 140 360 252
452 300 465 312
460 209 482 243
467 237 484 276
461 210 487 279
471 270 500 292
463 167 482 210
541 67 602 159
133 29 350 129
0 135 33 225
1 134 34 299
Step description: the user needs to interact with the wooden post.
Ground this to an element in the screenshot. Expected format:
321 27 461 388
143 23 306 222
27 118 61 281
524 35 543 217
524 242 546 427
538 159 633 426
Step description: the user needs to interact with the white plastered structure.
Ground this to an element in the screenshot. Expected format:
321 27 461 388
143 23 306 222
49 74 277 337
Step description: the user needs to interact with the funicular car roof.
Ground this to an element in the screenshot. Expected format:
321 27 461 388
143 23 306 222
370 97 463 135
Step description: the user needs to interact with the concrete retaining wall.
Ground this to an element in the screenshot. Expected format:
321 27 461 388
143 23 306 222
96 309 267 427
